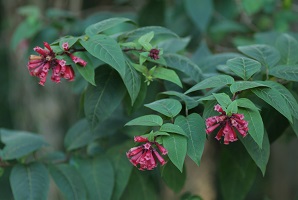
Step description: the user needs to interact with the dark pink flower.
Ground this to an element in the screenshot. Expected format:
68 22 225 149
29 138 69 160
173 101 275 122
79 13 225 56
126 136 167 170
149 48 160 60
27 42 75 86
69 54 87 67
62 42 69 51
205 104 249 144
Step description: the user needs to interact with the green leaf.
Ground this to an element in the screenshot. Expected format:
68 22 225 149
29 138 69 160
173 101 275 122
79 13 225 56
184 0 213 32
251 87 293 122
80 35 126 77
161 161 186 193
235 98 260 111
226 100 238 115
238 108 264 148
84 67 126 129
203 100 218 119
219 146 257 200
85 17 135 36
138 31 154 51
107 142 134 200
73 52 96 86
238 44 281 68
275 33 298 65
121 169 158 200
163 134 187 172
59 36 79 49
258 81 298 119
241 0 265 15
230 81 267 94
152 67 182 87
0 129 47 160
160 123 187 136
269 65 298 81
10 163 49 200
185 75 234 94
226 57 261 80
123 62 141 105
145 99 182 118
164 53 203 83
49 164 87 200
77 157 114 200
125 115 163 127
291 118 298 137
119 26 179 42
64 119 93 151
239 131 270 176
174 114 206 166
213 93 232 109
159 91 198 110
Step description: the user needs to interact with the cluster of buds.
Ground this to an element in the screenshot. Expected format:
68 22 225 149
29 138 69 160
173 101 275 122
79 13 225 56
126 136 168 170
205 104 249 144
149 48 160 60
27 42 87 86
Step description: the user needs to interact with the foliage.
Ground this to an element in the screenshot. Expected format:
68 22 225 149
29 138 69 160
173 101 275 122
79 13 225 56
2 0 298 199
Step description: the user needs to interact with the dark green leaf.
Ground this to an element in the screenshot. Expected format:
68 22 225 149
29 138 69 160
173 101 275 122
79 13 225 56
251 87 293 122
123 61 141 105
80 35 126 77
238 44 280 68
219 146 257 200
10 163 49 200
64 119 93 151
59 36 79 49
49 164 87 200
161 161 186 193
145 99 182 118
0 129 47 160
85 17 135 36
160 123 187 136
226 100 238 114
74 52 96 86
291 118 298 137
84 67 126 129
241 0 265 15
159 91 198 110
269 65 298 82
163 134 187 172
230 81 267 94
258 81 298 119
77 157 114 200
120 26 179 42
238 108 264 148
152 67 182 87
185 75 234 94
125 115 163 127
107 142 134 200
184 0 213 32
164 53 203 83
174 114 206 166
239 131 270 176
235 98 260 111
226 57 261 80
275 33 298 64
121 169 158 200
213 93 232 109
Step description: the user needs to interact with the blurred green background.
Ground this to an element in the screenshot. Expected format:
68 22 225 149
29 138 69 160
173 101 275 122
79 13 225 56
1 0 298 199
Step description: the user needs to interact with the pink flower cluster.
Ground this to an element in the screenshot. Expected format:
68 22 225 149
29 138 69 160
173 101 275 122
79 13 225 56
126 136 168 170
27 42 86 86
149 48 160 60
205 104 249 144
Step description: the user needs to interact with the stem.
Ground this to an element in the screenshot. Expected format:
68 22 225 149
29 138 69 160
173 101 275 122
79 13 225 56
232 91 241 101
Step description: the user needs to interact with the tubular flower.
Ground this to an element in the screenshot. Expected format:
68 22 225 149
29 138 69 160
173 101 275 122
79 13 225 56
27 42 75 86
205 104 249 144
149 48 160 60
126 136 168 170
62 42 87 67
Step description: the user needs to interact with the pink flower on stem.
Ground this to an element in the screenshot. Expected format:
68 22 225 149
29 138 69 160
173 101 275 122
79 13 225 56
126 136 168 170
69 54 87 67
62 42 69 51
205 104 249 144
27 42 75 86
